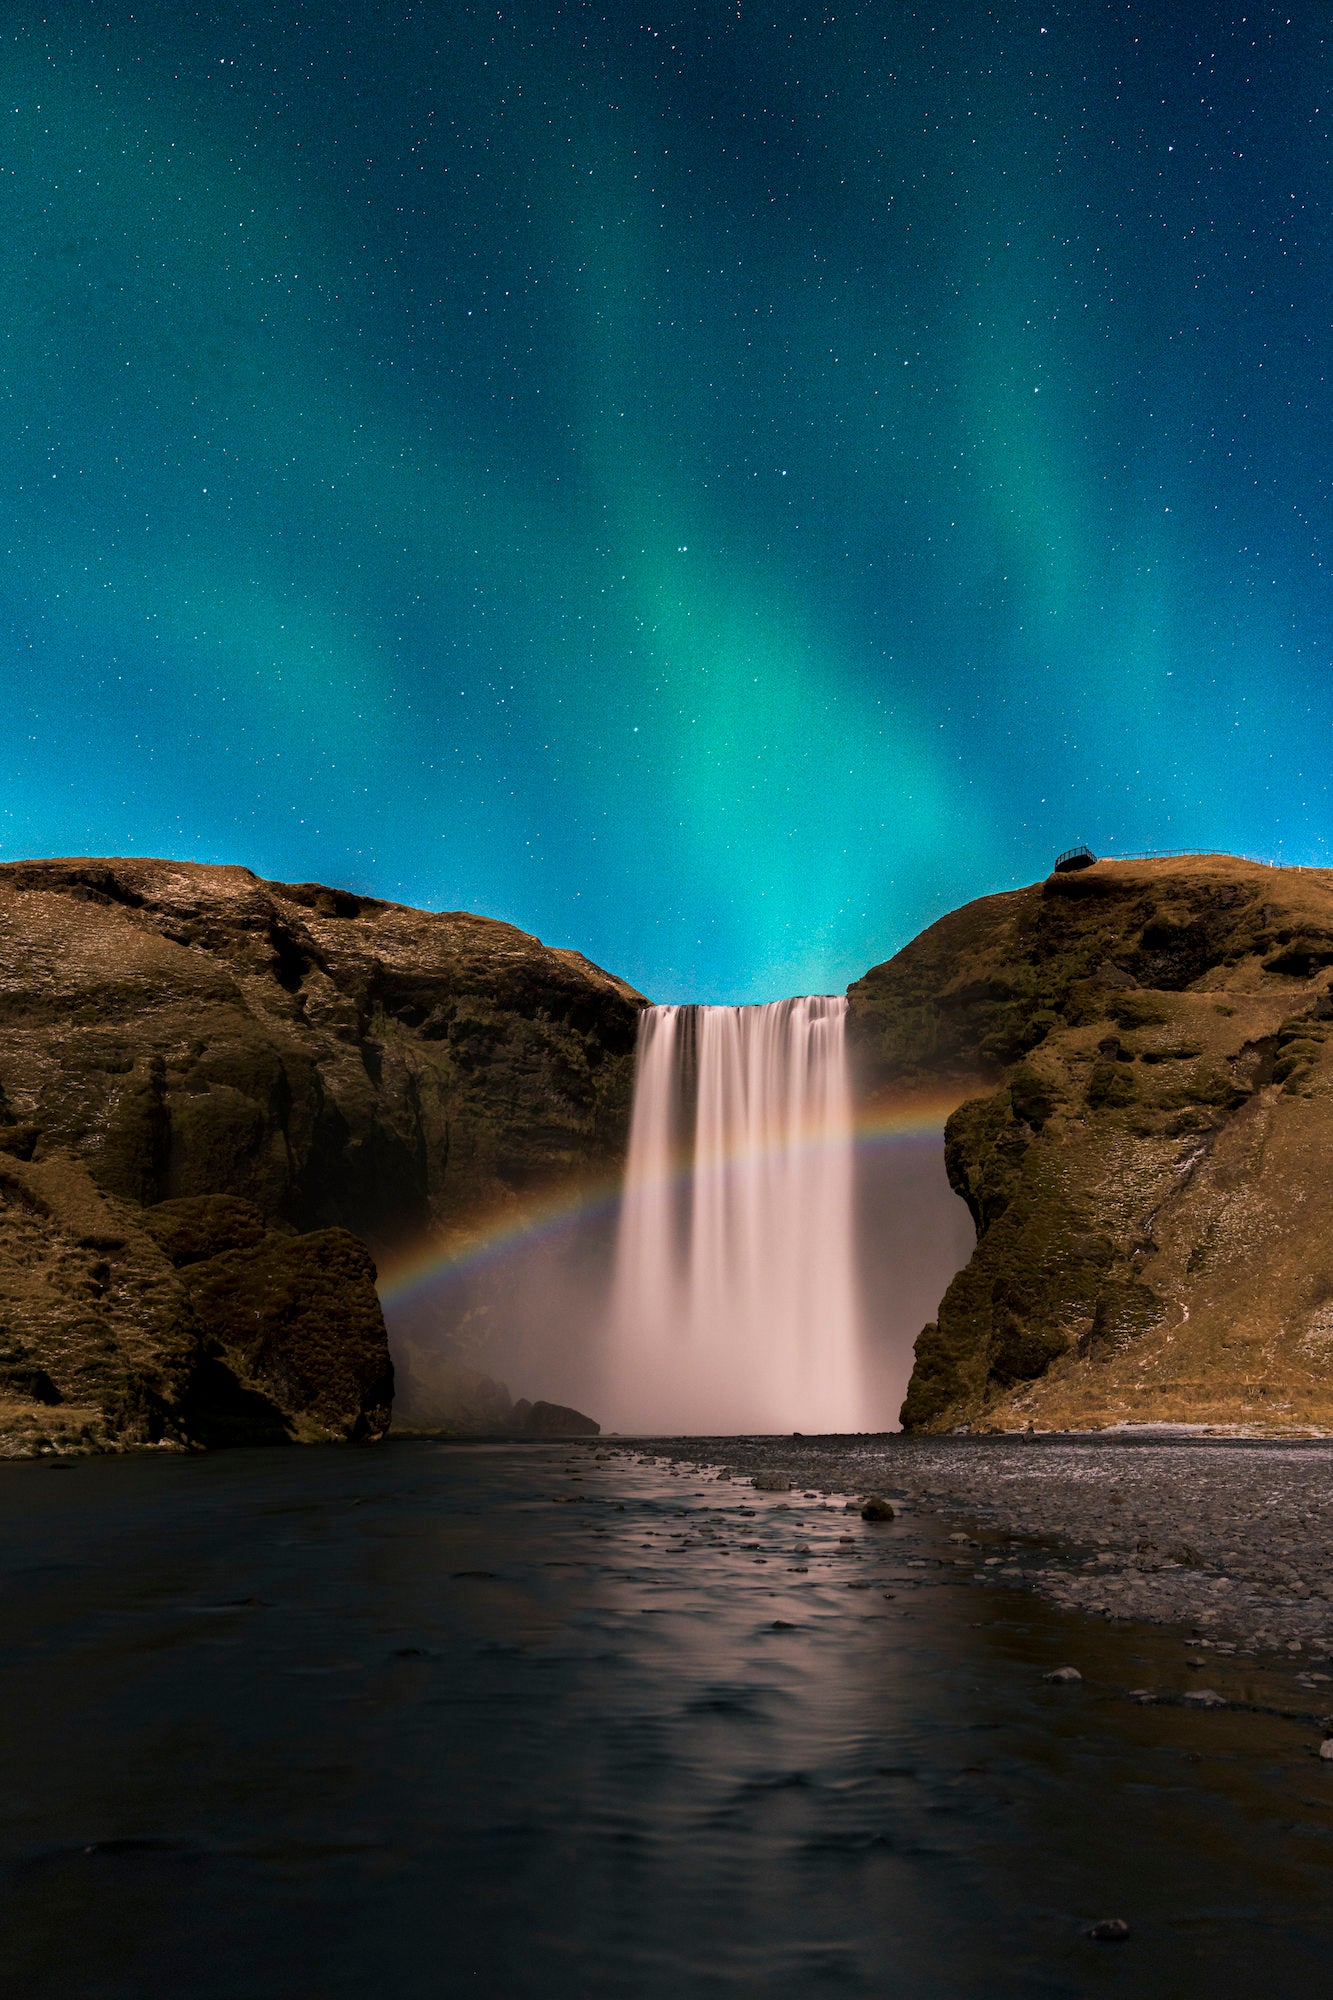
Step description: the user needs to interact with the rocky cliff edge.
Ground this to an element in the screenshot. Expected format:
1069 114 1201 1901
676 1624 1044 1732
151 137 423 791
0 858 645 1453
849 854 1333 1435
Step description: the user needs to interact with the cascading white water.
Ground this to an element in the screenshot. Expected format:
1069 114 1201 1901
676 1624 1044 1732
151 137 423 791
608 997 864 1433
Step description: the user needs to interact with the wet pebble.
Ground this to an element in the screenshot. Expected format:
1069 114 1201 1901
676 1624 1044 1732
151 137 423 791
626 1436 1333 1659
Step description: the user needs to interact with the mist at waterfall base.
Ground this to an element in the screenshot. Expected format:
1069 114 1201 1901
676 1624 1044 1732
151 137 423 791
383 1000 974 1435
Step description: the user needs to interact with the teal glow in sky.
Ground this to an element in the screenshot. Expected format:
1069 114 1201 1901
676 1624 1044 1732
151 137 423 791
3 3 1330 999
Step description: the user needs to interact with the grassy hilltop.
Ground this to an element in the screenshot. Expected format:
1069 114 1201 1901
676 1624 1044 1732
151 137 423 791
850 854 1333 1435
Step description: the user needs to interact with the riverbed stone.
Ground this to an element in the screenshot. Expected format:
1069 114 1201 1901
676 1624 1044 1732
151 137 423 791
628 1433 1333 1658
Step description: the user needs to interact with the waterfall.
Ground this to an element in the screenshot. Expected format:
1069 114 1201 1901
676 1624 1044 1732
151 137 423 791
609 997 864 1434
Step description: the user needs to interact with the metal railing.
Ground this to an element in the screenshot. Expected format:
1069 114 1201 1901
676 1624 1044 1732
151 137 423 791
1107 850 1327 871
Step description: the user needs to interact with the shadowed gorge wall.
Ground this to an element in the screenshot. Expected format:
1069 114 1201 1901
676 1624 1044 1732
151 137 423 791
854 1131 977 1428
0 857 645 1453
849 855 1333 1435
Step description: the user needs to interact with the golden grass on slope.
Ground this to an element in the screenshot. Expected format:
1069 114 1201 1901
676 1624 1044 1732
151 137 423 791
853 855 1333 1434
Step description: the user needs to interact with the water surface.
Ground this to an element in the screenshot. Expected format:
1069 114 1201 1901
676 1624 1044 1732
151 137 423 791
0 1441 1329 1997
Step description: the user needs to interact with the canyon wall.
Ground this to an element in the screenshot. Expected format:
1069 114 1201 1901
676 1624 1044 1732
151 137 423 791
850 855 1333 1435
0 858 644 1453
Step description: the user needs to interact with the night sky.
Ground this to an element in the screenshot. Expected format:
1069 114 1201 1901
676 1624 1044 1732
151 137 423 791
3 4 1330 1001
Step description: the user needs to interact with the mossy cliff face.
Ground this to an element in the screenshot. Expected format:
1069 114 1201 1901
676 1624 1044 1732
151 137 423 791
849 855 1333 1435
0 858 645 1453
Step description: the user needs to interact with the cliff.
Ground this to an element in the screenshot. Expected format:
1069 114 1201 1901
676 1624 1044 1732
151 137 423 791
849 854 1333 1435
0 858 645 1454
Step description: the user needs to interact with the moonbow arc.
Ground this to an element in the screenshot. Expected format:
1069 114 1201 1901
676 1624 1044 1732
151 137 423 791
375 1085 968 1312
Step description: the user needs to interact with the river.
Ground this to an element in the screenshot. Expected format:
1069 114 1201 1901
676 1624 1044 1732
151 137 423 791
1 1439 1329 1997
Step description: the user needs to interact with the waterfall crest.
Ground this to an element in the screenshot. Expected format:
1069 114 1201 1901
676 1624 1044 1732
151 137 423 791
609 997 863 1433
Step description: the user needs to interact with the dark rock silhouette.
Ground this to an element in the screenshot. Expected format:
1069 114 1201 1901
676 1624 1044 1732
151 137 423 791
511 1398 600 1437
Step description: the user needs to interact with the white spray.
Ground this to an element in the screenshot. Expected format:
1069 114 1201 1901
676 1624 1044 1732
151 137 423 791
608 997 864 1433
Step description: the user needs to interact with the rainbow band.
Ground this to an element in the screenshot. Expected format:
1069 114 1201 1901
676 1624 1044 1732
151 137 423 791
377 1084 977 1309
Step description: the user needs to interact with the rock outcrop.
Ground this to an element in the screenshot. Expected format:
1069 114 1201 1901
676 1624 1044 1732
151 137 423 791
511 1398 600 1437
390 1340 601 1438
0 857 645 1453
849 854 1333 1435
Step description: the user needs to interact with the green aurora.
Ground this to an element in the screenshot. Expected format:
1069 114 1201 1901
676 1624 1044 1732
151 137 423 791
2 2 1329 998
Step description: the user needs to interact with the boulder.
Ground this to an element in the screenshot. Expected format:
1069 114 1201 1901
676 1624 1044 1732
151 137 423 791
170 1217 393 1446
0 1164 388 1451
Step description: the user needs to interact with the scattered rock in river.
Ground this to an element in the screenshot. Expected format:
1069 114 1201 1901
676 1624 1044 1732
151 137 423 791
1045 1666 1083 1684
627 1435 1333 1659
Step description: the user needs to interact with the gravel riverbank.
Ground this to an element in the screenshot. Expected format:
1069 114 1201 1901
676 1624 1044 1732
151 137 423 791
604 1432 1333 1668
10 1439 1333 1993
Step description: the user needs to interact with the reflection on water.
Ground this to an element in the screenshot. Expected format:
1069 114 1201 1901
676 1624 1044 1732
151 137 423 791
0 1442 1330 1998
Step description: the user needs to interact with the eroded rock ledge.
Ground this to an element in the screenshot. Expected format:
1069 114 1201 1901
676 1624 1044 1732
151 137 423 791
0 857 645 1453
849 853 1333 1434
